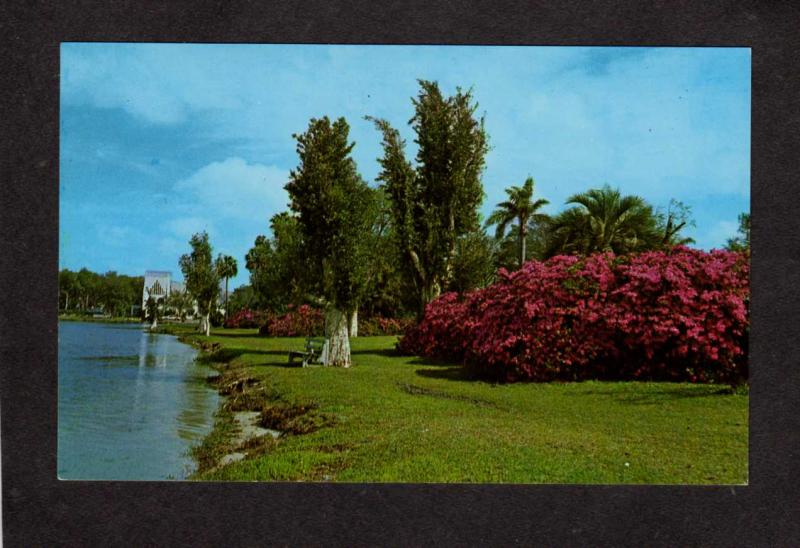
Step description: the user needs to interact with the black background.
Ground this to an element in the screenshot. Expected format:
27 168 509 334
2 1 799 545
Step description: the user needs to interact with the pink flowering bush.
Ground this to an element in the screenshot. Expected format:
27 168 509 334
257 307 414 337
397 292 475 360
224 308 271 329
399 248 749 385
358 316 416 336
259 305 325 337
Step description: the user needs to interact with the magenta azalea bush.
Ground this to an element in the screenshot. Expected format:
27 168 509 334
358 316 416 336
259 305 325 337
255 305 415 337
224 308 271 329
399 248 749 385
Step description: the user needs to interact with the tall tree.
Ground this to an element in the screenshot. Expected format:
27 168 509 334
59 269 76 311
144 290 161 330
545 185 660 257
246 212 305 311
179 232 220 337
485 177 549 268
285 116 376 367
358 187 415 318
369 80 489 320
215 254 238 320
726 212 751 253
446 230 498 293
494 220 550 270
226 285 257 316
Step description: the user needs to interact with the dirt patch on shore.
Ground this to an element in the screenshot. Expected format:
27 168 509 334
234 411 281 443
191 340 335 474
259 402 336 435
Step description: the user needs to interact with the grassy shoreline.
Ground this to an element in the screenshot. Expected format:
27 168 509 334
58 314 143 324
174 325 748 484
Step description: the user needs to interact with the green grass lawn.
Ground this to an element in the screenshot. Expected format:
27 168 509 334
178 327 748 484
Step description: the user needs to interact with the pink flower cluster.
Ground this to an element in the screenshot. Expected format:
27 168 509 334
259 305 325 337
224 308 271 329
358 316 416 336
256 306 415 337
399 248 749 384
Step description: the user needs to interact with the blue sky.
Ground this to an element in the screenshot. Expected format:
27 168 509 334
60 44 750 288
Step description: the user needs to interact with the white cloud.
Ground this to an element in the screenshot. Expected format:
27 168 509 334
62 44 244 125
163 216 216 239
174 157 289 222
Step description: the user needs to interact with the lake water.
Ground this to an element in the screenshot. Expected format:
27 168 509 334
58 321 220 480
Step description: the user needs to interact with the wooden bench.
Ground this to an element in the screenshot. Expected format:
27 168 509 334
288 337 326 367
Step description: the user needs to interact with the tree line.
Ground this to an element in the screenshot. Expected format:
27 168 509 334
58 269 143 316
235 81 750 326
62 79 750 368
187 79 745 366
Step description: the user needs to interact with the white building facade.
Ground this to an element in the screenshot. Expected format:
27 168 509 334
142 270 172 308
142 270 224 318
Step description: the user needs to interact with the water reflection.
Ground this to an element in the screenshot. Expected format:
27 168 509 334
58 321 220 480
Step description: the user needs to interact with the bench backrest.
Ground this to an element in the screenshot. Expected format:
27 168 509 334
305 337 326 351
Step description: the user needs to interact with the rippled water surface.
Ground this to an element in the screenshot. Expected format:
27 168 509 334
58 321 219 480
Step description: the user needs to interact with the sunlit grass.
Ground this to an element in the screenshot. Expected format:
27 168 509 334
177 327 747 484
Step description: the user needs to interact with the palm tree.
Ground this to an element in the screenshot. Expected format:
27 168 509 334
658 199 695 248
546 185 659 256
485 177 549 267
215 254 238 320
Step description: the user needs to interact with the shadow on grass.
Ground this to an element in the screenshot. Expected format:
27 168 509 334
405 356 464 367
572 384 739 405
211 331 267 339
198 347 299 368
397 381 498 407
349 347 400 359
415 366 479 382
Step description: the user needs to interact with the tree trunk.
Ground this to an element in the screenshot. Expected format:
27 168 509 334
519 224 527 268
325 307 351 367
348 310 358 338
444 211 457 286
224 277 229 319
150 316 157 330
416 280 441 322
199 312 211 336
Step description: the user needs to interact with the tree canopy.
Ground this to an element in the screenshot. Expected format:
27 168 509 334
285 116 376 315
369 80 489 318
486 176 549 268
58 268 143 316
215 253 238 318
246 212 305 311
179 231 220 336
285 116 377 365
544 185 691 257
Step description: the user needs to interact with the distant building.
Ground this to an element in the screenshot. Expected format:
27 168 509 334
142 270 172 308
141 271 223 319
